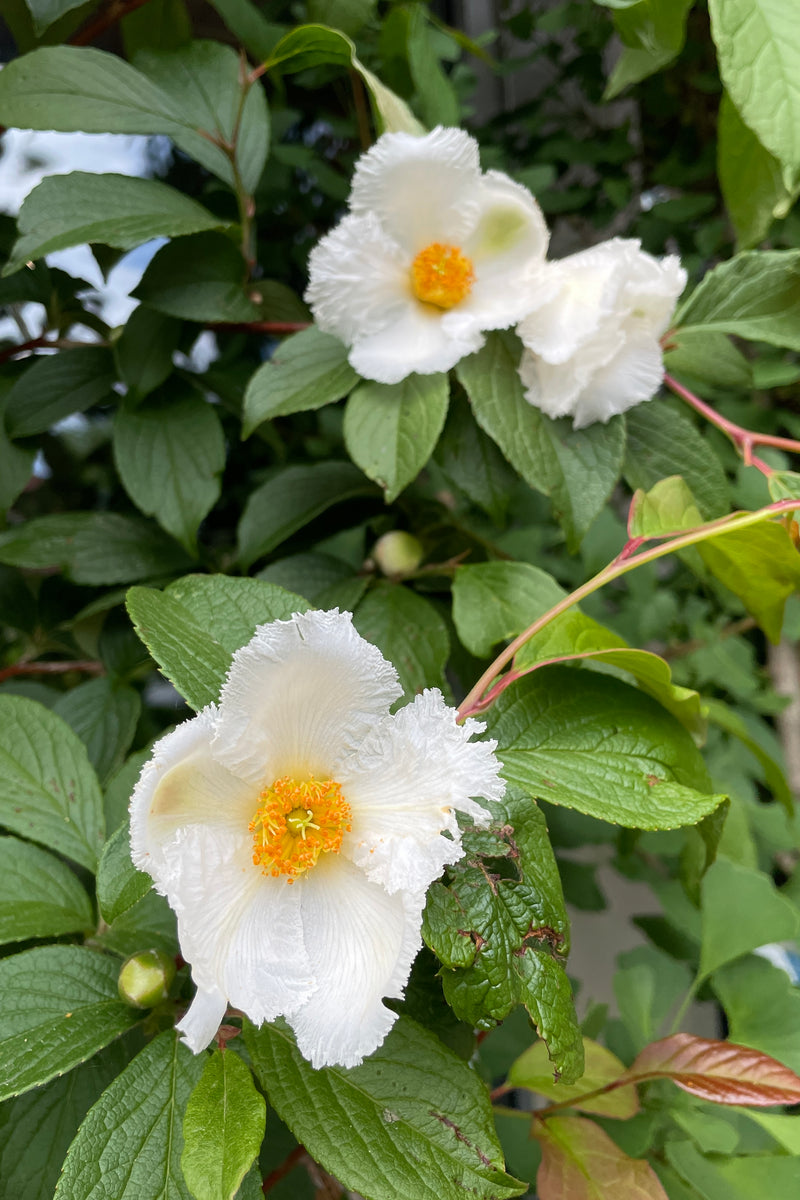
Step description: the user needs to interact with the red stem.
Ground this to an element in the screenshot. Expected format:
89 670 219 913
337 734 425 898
70 0 153 45
210 321 310 335
262 1145 306 1193
0 335 50 365
0 660 104 685
664 371 800 474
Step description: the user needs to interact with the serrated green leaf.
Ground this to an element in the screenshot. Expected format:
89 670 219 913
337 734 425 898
718 92 798 250
126 585 232 710
181 1049 266 1200
55 1031 203 1200
605 0 694 98
53 677 140 788
115 307 181 399
676 251 800 351
0 512 194 585
629 476 703 538
0 695 104 870
344 374 449 502
165 574 309 653
353 582 449 700
237 461 377 569
246 1016 525 1200
666 1138 800 1200
624 402 729 519
134 233 260 324
768 470 800 502
0 835 94 944
664 329 754 391
134 40 269 194
4 346 116 437
0 1040 129 1200
100 888 178 959
5 173 224 276
113 389 226 553
0 946 139 1102
434 392 517 522
510 1037 636 1117
422 793 583 1082
242 325 358 436
97 821 151 925
697 520 800 643
709 0 800 173
486 667 724 829
457 334 625 547
699 858 800 979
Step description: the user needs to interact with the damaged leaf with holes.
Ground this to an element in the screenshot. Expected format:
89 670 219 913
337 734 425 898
422 792 583 1083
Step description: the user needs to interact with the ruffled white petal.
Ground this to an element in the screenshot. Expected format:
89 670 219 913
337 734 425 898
344 689 504 895
213 610 402 785
290 855 425 1068
161 825 314 1023
349 126 481 253
129 706 256 884
305 212 409 345
571 330 664 428
177 984 228 1053
349 302 484 384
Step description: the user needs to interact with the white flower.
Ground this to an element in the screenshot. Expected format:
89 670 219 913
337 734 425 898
305 126 549 385
516 237 687 429
129 609 503 1069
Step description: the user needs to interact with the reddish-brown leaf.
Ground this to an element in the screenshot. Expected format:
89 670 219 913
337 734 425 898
534 1115 668 1200
623 1033 800 1105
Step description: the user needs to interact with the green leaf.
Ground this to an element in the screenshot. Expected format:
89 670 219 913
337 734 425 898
23 0 89 36
181 1049 266 1200
405 3 460 127
134 40 269 194
714 955 800 1077
4 173 224 276
0 694 104 871
434 393 517 523
307 0 375 36
115 306 181 400
422 793 583 1083
624 402 729 519
613 945 691 1052
0 415 34 512
699 858 800 979
457 334 625 548
0 945 139 1102
352 582 450 699
237 461 377 569
666 1139 800 1200
206 0 284 61
0 1041 127 1200
486 667 724 829
97 821 151 925
605 0 694 99
242 325 358 436
113 388 226 553
697 520 800 642
0 835 94 944
100 889 178 959
664 329 754 391
246 1016 525 1200
536 1114 669 1200
704 697 793 814
4 346 116 438
126 586 232 710
709 0 800 173
134 232 260 324
629 476 703 538
0 512 194 585
344 374 450 503
121 0 192 55
166 574 310 652
53 677 140 787
718 92 798 250
676 251 800 351
768 470 800 502
509 1037 637 1118
55 1031 204 1200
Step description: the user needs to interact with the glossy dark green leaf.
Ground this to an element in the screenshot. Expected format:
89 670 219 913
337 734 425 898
4 347 116 438
115 307 181 399
96 821 152 925
53 677 140 787
134 233 260 324
0 836 94 944
353 583 450 700
242 325 358 436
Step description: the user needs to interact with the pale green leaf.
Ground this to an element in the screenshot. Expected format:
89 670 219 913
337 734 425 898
676 251 800 351
605 0 694 98
697 520 800 642
509 1037 637 1118
699 858 800 979
181 1049 266 1200
629 476 703 538
718 91 798 250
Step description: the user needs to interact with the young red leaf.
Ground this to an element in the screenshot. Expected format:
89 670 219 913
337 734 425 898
623 1033 800 1105
534 1115 668 1200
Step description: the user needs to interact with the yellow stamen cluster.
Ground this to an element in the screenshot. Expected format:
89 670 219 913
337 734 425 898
411 242 475 309
249 776 352 882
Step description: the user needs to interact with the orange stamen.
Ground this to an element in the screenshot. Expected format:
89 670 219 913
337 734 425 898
249 776 351 882
411 242 475 309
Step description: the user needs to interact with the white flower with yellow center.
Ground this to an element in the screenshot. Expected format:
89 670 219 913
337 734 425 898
516 238 687 429
305 126 550 384
129 609 503 1069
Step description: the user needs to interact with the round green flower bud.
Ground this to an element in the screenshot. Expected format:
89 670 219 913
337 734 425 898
373 531 424 577
118 949 176 1009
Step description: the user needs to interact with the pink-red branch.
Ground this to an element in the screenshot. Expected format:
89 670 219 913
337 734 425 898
0 660 104 685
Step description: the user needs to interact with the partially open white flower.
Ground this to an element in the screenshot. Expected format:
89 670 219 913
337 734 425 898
517 238 687 429
305 126 549 384
130 609 503 1069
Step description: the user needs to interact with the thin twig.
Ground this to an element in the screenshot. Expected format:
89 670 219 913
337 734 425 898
0 660 105 685
210 321 310 336
262 1145 307 1193
70 0 153 45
